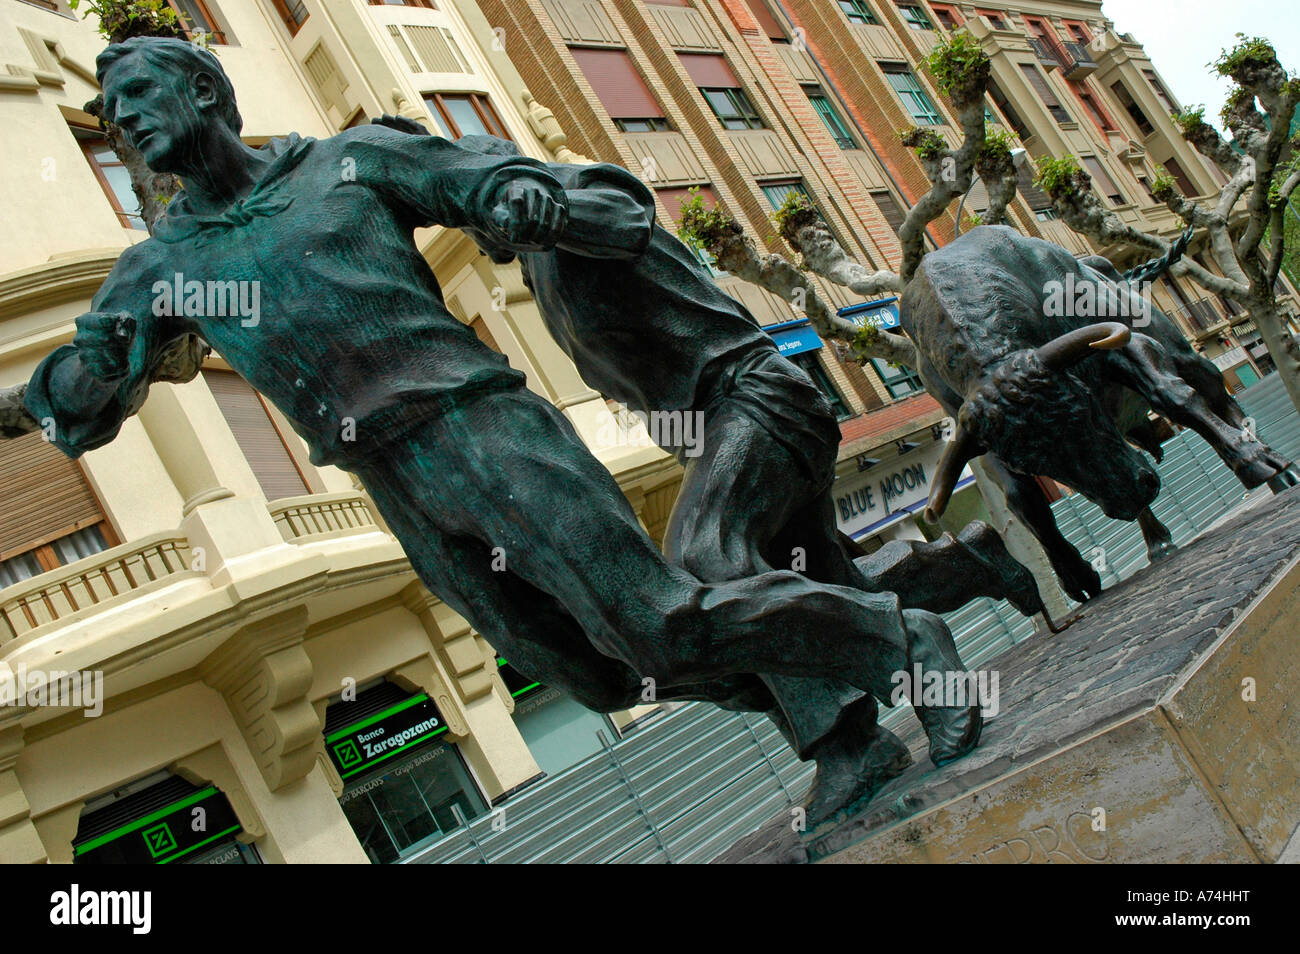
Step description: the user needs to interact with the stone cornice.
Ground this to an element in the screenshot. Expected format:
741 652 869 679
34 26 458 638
0 249 121 322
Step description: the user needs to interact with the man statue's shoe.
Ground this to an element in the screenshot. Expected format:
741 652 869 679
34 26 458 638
914 701 982 766
803 725 913 834
902 608 985 766
960 521 1045 617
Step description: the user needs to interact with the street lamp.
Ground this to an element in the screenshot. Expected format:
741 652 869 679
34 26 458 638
955 147 1028 238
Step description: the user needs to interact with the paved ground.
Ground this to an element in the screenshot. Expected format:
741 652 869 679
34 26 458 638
717 485 1300 864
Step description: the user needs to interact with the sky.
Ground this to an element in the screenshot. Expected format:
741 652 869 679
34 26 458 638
1101 0 1299 131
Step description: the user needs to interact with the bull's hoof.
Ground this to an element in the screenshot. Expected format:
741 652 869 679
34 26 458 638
803 725 913 836
1268 465 1300 493
1147 539 1176 563
1235 445 1293 489
1056 559 1103 605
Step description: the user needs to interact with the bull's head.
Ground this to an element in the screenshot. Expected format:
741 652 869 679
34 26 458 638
925 322 1160 523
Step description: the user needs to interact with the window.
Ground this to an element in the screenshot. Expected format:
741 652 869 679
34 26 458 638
1065 22 1093 45
370 0 438 6
1143 69 1179 115
1111 81 1154 136
658 185 726 273
423 93 508 139
271 0 309 35
987 80 1029 139
870 358 924 398
761 180 810 210
976 9 1007 30
897 4 933 30
881 64 943 125
790 352 851 419
702 87 764 130
838 1 878 25
679 54 766 130
571 48 666 130
1081 156 1124 205
1017 162 1055 215
168 0 226 45
0 430 116 591
73 125 145 230
744 0 787 40
203 370 310 501
931 5 961 29
806 87 856 148
1072 83 1116 132
1020 63 1071 124
869 190 906 234
615 117 671 132
1161 156 1197 197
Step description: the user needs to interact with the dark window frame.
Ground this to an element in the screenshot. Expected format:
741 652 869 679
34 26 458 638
424 92 509 140
837 0 879 25
701 86 766 130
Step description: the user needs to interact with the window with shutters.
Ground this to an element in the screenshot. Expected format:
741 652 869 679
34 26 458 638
1110 81 1154 136
881 64 943 125
931 5 961 29
869 189 906 234
806 87 856 149
838 0 878 25
1143 69 1179 115
202 370 310 501
1019 63 1071 124
987 80 1028 139
423 93 508 139
1072 83 1117 133
570 48 667 130
1081 156 1124 205
657 185 725 273
1160 156 1197 197
0 430 117 589
744 0 787 41
679 54 766 131
270 0 309 35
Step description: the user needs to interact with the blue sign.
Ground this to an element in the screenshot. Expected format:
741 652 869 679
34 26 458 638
838 297 900 331
767 320 824 357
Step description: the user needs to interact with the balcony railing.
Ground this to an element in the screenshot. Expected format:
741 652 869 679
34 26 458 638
1028 33 1096 79
270 492 380 543
0 533 198 647
1171 298 1227 335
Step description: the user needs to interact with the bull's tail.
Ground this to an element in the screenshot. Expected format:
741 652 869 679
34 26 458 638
1122 224 1194 285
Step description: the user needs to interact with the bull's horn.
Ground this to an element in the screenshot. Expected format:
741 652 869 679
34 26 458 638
1036 322 1131 371
924 425 982 523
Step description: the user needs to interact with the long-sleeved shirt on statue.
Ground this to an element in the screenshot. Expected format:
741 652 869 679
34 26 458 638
25 124 564 467
458 149 782 418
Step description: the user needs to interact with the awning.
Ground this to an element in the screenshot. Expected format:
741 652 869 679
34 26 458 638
766 318 823 357
838 297 900 330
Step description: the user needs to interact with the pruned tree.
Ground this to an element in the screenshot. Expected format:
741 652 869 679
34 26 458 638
0 0 209 439
1034 35 1300 416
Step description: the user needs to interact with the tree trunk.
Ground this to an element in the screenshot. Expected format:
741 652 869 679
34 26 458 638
1249 297 1300 415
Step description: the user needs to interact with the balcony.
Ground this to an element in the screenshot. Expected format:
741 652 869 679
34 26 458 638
0 532 200 647
1028 33 1096 80
270 492 381 544
1171 298 1229 338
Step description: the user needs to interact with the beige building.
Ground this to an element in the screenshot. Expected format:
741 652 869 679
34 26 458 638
0 0 678 865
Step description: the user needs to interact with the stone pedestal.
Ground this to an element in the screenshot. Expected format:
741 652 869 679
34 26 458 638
719 487 1300 864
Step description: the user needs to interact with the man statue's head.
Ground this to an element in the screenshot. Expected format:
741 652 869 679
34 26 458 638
96 37 242 174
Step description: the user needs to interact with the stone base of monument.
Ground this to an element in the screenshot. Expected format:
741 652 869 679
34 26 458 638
718 486 1300 864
